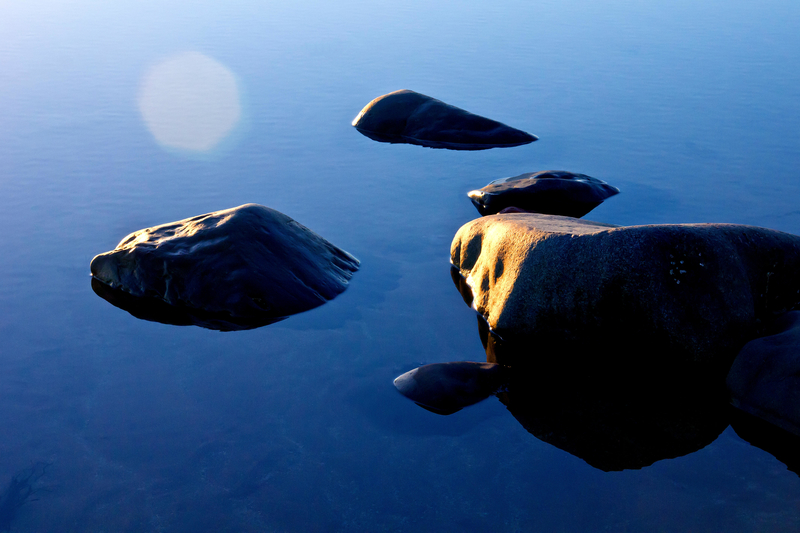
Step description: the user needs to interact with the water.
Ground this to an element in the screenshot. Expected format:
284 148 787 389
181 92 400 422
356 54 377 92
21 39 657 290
1 0 800 530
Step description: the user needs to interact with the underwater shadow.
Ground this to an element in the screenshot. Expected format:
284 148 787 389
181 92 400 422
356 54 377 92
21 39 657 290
0 462 50 532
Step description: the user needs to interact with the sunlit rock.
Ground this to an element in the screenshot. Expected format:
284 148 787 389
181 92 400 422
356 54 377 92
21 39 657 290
468 170 620 217
727 311 800 436
451 214 800 373
352 90 537 150
138 52 241 152
90 204 359 331
393 362 507 415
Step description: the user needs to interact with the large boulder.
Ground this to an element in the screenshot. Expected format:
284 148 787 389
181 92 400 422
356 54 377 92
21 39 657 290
90 204 359 330
450 214 800 374
467 170 620 217
352 90 537 150
727 311 800 436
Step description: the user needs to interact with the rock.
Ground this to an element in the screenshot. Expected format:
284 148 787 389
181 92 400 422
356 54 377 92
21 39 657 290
727 311 800 436
352 90 537 150
393 362 507 415
450 214 800 374
468 170 620 217
90 204 359 330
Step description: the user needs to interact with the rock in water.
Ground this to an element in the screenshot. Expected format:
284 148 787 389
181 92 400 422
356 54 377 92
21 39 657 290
352 89 537 150
90 204 359 330
450 214 800 374
393 362 507 415
468 170 620 217
727 311 800 436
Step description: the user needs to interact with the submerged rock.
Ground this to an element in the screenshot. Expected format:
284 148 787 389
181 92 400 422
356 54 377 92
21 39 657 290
450 214 800 374
727 311 800 436
90 204 359 330
352 90 537 150
468 170 620 217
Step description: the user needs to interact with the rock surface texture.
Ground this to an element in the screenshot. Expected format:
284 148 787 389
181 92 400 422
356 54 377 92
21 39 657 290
91 204 359 329
727 311 800 436
468 170 620 217
450 214 800 373
352 90 537 150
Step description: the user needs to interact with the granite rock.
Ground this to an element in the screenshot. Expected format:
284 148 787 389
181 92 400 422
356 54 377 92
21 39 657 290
450 214 800 373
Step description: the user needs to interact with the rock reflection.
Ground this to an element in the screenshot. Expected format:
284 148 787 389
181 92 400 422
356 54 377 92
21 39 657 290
91 277 283 331
396 311 730 471
138 52 241 152
729 408 800 476
488 332 730 471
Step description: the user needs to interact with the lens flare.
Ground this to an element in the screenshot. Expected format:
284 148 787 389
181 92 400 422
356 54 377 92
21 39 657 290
138 52 241 152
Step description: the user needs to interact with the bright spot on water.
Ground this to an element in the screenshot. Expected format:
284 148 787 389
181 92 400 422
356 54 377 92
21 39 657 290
138 52 241 152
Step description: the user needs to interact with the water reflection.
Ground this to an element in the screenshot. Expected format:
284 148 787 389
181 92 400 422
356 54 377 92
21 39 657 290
489 336 730 471
395 266 800 473
91 278 284 331
138 52 241 152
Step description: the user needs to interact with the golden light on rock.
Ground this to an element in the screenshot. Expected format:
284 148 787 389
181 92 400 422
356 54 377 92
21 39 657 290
138 52 241 152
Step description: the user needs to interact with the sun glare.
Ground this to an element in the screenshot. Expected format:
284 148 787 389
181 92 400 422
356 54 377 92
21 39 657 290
138 52 241 152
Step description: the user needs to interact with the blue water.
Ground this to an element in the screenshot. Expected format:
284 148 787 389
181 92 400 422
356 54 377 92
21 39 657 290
2 0 800 530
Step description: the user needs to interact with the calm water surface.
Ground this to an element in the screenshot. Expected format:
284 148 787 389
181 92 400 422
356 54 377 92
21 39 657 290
2 0 800 531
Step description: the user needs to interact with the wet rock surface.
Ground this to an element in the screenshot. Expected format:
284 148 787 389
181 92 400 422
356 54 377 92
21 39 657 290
450 214 800 374
352 90 537 150
90 204 359 331
468 170 620 217
727 311 800 436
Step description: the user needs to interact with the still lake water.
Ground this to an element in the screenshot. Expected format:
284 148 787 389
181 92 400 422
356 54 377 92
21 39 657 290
2 0 800 530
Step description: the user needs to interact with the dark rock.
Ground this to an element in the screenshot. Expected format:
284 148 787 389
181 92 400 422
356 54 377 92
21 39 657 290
468 170 620 217
450 214 800 374
393 362 507 415
727 311 800 436
90 204 359 330
352 90 537 150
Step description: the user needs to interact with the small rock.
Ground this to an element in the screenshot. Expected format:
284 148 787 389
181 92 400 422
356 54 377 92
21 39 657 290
352 90 537 150
394 362 507 415
90 204 359 330
468 170 620 217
